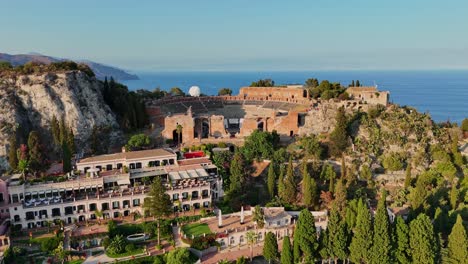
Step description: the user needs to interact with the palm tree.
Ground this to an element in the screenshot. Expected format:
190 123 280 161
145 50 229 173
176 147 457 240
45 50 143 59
246 230 258 261
95 210 103 224
176 124 183 147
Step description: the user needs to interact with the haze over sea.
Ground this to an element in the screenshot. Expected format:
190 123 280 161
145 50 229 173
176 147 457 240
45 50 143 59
122 70 468 123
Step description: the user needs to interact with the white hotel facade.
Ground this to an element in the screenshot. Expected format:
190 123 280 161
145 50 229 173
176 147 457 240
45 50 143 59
5 148 223 229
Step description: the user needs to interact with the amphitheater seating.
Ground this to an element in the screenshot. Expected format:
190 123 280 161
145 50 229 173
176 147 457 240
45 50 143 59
161 103 187 114
262 101 284 109
183 101 208 113
244 100 263 106
204 100 224 110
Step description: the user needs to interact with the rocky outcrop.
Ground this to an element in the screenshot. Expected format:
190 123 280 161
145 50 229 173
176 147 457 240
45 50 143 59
0 71 123 170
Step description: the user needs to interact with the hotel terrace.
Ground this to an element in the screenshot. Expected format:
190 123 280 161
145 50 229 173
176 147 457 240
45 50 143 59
2 148 223 229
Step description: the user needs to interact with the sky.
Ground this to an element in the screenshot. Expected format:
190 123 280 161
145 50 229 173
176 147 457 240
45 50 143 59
1 0 468 71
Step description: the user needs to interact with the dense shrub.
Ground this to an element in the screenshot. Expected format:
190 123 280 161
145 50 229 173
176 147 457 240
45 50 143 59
40 236 61 252
107 234 127 255
190 234 218 250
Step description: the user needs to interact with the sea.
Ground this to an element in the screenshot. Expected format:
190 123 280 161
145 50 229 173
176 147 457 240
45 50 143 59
121 70 468 123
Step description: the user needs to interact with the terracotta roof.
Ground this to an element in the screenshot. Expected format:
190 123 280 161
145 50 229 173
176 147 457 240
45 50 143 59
346 86 378 93
78 148 174 164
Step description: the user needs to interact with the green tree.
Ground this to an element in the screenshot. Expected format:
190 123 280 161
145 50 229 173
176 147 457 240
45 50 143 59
59 118 68 144
461 118 468 132
382 152 404 172
283 157 297 204
329 107 349 157
228 151 247 195
250 79 275 87
62 142 72 173
263 232 279 263
246 231 258 261
218 88 232 96
300 134 323 159
27 131 44 172
305 78 319 88
293 208 319 263
51 115 60 146
370 191 392 264
127 133 151 150
349 199 373 263
242 130 276 161
267 162 276 199
90 126 100 155
277 165 286 201
169 87 185 96
409 214 438 264
281 236 293 264
404 165 412 188
447 215 468 264
333 179 347 214
361 164 372 182
302 160 313 207
394 216 410 264
67 127 75 154
53 241 68 264
449 182 459 210
143 177 172 245
8 134 18 170
253 205 265 228
328 206 348 263
166 248 191 264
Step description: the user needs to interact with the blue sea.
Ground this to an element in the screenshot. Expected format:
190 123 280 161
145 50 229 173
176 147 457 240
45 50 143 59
121 70 468 123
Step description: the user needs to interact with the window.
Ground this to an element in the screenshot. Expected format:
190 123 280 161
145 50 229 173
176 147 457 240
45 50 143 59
89 203 97 211
133 199 140 206
169 159 175 165
155 160 160 167
112 201 120 209
136 162 142 169
106 164 113 171
117 163 123 169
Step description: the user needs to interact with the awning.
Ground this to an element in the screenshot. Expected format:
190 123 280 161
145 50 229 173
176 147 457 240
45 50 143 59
117 179 130 185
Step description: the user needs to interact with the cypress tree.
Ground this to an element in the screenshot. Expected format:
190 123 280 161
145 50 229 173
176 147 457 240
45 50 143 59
404 165 412 188
356 80 361 87
329 107 349 157
447 215 468 263
328 206 348 263
433 207 451 235
62 142 72 173
277 165 285 201
341 155 346 179
67 126 75 154
283 157 296 204
229 151 246 194
281 236 293 264
449 182 458 210
263 232 279 263
349 199 373 263
59 118 68 144
293 209 319 263
351 80 355 87
8 134 18 170
371 190 392 264
267 162 276 199
409 213 438 264
51 115 60 146
318 229 331 262
394 216 410 264
27 131 43 172
302 160 313 207
333 179 347 214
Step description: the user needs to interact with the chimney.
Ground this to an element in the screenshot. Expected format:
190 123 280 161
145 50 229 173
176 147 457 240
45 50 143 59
121 146 126 153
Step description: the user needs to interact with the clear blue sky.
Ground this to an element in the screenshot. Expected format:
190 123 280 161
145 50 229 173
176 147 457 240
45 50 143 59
1 0 467 71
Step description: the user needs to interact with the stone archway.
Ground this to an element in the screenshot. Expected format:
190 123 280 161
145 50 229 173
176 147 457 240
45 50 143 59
257 119 264 131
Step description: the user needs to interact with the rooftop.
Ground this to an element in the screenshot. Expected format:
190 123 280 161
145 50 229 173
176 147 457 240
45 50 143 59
78 148 175 164
346 86 379 93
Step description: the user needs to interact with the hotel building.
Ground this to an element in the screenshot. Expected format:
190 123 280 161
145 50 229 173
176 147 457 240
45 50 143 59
3 148 223 229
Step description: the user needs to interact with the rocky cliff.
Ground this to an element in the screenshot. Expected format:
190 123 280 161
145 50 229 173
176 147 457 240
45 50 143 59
0 71 123 170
